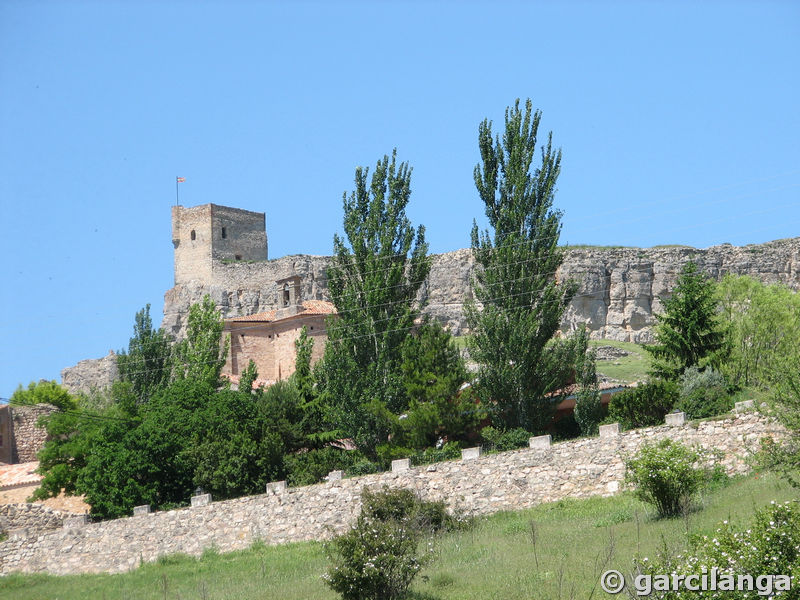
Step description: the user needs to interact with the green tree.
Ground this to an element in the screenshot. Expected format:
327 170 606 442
717 275 800 388
32 382 140 509
573 329 602 436
466 98 577 432
172 295 228 387
317 150 430 456
10 380 78 411
646 262 726 380
398 320 480 448
238 359 259 395
117 304 173 403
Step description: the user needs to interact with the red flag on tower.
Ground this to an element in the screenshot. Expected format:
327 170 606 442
176 177 186 183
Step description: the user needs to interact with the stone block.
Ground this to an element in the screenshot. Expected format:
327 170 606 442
665 412 686 426
461 447 482 460
391 458 411 472
528 434 552 449
735 400 755 413
63 515 88 529
9 528 30 539
191 493 212 508
266 480 287 494
599 423 621 438
133 505 151 516
327 470 343 481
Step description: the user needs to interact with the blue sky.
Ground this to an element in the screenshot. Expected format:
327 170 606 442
1 1 798 397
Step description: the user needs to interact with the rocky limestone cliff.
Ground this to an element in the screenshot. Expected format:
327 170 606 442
61 238 799 392
60 351 118 396
161 238 800 344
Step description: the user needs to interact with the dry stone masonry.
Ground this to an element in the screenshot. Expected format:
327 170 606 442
0 504 81 538
0 412 784 576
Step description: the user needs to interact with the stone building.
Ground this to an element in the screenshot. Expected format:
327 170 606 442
0 403 58 465
223 276 336 387
171 203 268 285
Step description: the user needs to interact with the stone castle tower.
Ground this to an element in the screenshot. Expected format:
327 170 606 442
171 204 268 285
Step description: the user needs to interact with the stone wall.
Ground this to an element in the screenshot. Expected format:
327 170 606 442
0 412 783 576
6 404 58 464
0 504 79 537
225 313 329 381
171 204 268 286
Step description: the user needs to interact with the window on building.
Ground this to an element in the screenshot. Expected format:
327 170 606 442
235 254 242 260
222 227 227 239
190 230 196 241
283 283 290 306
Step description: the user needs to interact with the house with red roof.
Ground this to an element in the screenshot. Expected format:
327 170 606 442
222 275 337 388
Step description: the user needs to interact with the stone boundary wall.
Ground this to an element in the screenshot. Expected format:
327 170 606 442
0 412 784 575
0 504 80 537
8 404 58 464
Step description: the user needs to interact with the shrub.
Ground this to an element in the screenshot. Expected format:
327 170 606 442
410 441 463 466
675 366 733 419
480 426 531 451
637 500 800 598
285 447 376 487
607 380 678 430
324 488 455 600
625 439 707 518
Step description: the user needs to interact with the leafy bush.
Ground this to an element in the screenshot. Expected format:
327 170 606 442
324 488 457 600
675 366 733 419
637 500 800 598
553 413 582 441
607 380 678 430
10 380 78 411
285 447 376 487
480 426 531 451
410 442 463 466
625 439 707 518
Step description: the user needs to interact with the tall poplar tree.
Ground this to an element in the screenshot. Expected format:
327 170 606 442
317 150 430 454
466 99 577 432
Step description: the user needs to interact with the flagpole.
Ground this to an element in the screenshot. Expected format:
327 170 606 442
176 177 179 206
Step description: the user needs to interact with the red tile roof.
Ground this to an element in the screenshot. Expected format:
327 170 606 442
0 461 41 490
227 300 337 323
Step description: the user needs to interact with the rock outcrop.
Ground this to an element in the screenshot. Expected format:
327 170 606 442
161 238 800 343
60 351 118 396
61 238 799 390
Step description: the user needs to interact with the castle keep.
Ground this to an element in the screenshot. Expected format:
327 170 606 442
171 203 268 285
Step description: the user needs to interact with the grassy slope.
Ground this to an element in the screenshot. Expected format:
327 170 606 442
588 339 651 383
457 336 651 383
4 472 797 600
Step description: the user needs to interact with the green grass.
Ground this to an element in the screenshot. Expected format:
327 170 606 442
588 339 651 383
457 337 651 384
4 472 797 600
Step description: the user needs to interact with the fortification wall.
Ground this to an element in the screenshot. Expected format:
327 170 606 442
0 412 783 576
0 504 79 537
